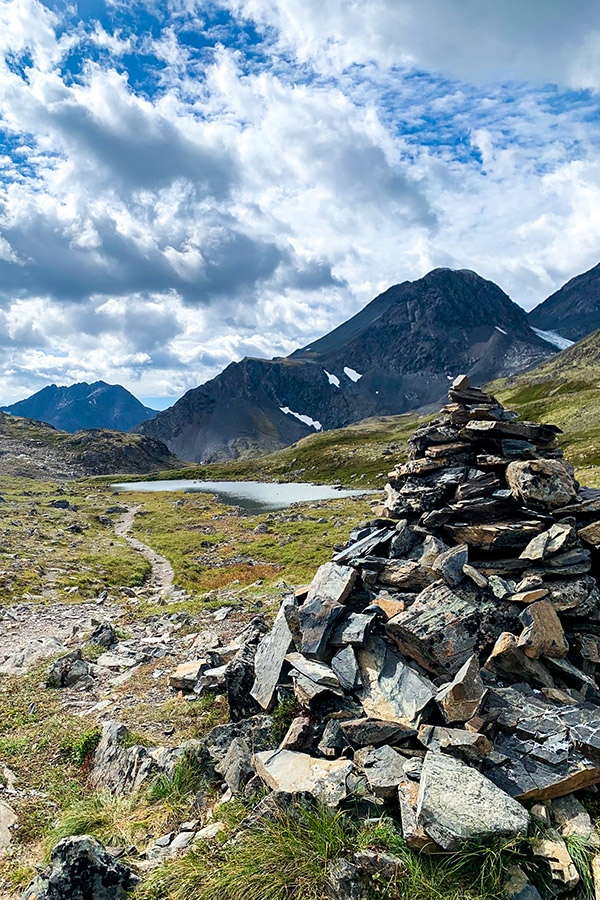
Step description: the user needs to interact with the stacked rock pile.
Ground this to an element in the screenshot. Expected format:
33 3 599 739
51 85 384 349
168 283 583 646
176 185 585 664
242 376 600 890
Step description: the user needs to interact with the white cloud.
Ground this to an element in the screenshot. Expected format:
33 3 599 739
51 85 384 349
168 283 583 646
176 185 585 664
0 0 600 405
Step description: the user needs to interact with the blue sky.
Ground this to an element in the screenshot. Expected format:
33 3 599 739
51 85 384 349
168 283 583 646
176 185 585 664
1 0 600 405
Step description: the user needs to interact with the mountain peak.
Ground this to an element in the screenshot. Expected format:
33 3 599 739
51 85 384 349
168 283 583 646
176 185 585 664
1 381 158 433
137 267 554 463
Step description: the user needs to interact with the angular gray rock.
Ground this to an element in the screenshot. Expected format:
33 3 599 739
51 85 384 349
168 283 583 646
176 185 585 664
416 752 530 850
356 634 435 726
354 745 406 798
331 646 362 692
326 859 366 900
250 600 294 710
253 749 353 806
21 835 138 900
299 563 356 659
436 654 486 724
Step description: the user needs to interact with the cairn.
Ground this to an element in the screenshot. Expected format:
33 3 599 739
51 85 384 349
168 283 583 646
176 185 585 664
244 376 600 880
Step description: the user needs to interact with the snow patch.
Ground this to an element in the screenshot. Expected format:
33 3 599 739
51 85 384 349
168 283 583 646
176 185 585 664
531 327 574 351
494 326 507 335
324 370 340 388
343 366 362 382
279 406 322 431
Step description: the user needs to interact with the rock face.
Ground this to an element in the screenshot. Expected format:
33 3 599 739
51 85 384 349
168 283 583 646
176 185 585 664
135 268 553 462
416 752 530 850
21 835 138 900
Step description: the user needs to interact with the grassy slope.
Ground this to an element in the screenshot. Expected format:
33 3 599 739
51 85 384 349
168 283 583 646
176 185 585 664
113 413 422 489
489 329 600 486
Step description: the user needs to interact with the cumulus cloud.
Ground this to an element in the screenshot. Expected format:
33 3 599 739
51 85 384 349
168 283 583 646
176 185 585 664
0 0 600 403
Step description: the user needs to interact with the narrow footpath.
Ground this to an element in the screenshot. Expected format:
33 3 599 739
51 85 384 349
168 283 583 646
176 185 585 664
114 506 174 596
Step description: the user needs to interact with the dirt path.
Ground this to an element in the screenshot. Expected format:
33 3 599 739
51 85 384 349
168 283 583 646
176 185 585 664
115 506 174 596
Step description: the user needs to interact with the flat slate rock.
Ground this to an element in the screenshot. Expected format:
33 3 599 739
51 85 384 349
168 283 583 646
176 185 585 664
250 600 294 709
416 751 530 850
386 582 515 676
253 749 352 807
356 634 435 726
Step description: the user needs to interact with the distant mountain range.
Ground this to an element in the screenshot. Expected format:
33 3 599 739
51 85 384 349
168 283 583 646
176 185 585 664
1 381 158 433
135 267 559 462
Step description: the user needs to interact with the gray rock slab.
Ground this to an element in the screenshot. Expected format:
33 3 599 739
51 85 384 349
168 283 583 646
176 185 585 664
416 751 530 850
250 600 294 709
331 646 362 692
253 749 352 806
356 634 435 727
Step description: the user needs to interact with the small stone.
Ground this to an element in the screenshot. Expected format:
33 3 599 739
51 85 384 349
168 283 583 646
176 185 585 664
418 724 492 761
340 717 414 747
280 716 314 752
354 745 406 798
431 544 468 586
517 601 569 659
285 653 339 687
509 589 549 604
552 794 596 841
436 654 486 724
532 828 579 890
504 864 543 900
194 821 226 842
462 563 488 588
169 660 207 691
331 646 362 692
326 859 367 900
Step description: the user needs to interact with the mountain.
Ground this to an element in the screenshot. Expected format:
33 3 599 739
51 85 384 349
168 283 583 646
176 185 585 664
1 381 158 433
136 268 555 463
0 411 181 479
528 262 600 343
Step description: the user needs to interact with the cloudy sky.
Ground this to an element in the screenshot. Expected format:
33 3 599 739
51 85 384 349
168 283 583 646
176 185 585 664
1 0 600 406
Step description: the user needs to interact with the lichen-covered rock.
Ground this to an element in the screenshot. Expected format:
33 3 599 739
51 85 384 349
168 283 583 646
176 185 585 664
506 459 577 511
21 835 138 900
416 752 530 850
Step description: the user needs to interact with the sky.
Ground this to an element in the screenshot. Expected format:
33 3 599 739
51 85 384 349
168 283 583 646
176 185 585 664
1 1 600 406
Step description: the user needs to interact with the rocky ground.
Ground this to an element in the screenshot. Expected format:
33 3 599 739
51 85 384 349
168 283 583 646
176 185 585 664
5 378 600 900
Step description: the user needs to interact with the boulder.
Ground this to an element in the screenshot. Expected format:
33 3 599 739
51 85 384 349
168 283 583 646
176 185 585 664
431 544 468 586
204 716 275 765
21 836 138 900
416 752 530 850
506 460 577 511
169 659 207 691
